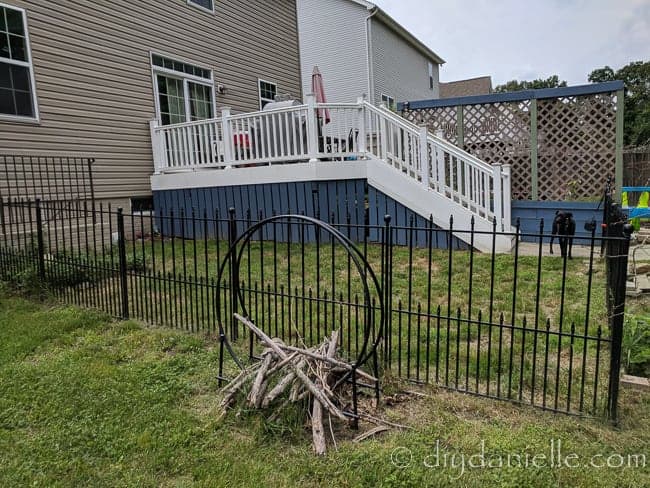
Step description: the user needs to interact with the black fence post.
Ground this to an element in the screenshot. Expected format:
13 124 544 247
117 207 129 320
228 207 238 339
88 158 96 225
607 221 633 424
35 198 46 281
381 214 392 365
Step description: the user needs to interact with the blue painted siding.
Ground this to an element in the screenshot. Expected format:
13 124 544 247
153 180 466 249
512 201 602 243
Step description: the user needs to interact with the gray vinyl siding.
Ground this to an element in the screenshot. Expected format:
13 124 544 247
370 17 439 106
297 0 369 104
0 0 302 200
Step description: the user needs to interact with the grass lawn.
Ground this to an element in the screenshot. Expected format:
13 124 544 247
0 290 648 487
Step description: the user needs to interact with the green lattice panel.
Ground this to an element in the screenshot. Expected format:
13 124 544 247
462 101 532 199
537 94 617 200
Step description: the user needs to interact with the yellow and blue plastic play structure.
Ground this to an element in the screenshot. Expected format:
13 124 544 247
622 187 650 231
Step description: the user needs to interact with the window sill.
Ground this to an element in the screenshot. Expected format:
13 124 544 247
0 114 41 125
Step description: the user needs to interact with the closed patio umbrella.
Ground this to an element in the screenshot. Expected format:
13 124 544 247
311 66 331 124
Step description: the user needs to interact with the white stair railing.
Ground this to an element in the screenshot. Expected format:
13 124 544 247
362 103 512 231
150 98 512 230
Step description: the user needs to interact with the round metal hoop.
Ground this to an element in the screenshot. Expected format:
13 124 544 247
215 214 385 371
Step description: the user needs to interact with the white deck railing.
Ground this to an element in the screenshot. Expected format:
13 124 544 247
150 95 511 230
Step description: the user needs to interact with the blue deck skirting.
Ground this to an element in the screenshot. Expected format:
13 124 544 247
153 180 466 249
511 201 602 243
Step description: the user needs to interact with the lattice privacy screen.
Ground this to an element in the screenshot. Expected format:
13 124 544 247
403 91 619 201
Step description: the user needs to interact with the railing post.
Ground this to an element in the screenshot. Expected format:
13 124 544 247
221 107 233 167
419 126 430 188
35 198 45 281
607 222 632 424
356 96 367 157
379 103 388 161
435 130 446 193
305 94 319 162
116 208 129 320
502 164 512 230
492 164 503 231
149 119 167 174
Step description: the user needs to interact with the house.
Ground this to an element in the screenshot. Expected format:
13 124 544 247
296 0 444 107
0 0 303 209
439 76 493 99
1 0 515 253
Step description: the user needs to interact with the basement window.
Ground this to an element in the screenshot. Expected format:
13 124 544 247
0 3 39 122
187 0 214 13
131 196 154 214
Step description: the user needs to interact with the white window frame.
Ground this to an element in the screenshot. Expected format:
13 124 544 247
381 94 396 111
258 78 277 110
150 52 216 125
428 62 435 90
0 2 39 123
186 0 215 14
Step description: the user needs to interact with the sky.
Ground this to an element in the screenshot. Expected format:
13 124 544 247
373 0 650 87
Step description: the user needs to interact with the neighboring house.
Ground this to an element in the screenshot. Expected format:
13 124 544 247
296 0 444 107
439 76 493 98
0 0 302 207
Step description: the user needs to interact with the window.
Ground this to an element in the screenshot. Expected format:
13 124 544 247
428 62 435 90
187 0 214 13
131 196 154 213
259 79 277 109
0 3 38 121
381 94 396 111
151 54 215 125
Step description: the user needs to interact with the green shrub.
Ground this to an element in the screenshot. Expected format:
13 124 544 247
623 313 650 377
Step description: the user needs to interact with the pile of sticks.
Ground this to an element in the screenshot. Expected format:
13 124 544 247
219 314 380 455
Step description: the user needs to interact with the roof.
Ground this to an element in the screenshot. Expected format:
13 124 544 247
347 0 445 65
401 80 625 110
439 76 493 98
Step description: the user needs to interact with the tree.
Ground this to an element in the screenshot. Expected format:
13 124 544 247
494 75 568 93
589 61 650 146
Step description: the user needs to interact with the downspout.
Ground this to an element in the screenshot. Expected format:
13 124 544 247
364 7 379 104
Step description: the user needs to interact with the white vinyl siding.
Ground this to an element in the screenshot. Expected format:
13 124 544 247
297 0 369 103
370 17 439 105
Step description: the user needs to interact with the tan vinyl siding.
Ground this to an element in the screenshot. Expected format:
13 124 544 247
0 0 302 200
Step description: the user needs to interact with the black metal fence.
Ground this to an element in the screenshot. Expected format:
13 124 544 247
0 198 632 422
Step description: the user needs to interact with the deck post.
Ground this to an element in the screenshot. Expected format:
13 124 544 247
419 126 429 189
502 164 512 230
615 88 625 200
305 94 319 162
149 119 167 174
356 96 367 157
492 164 503 231
221 107 233 168
530 99 539 200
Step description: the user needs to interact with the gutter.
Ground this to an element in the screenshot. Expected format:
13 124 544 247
364 7 379 102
